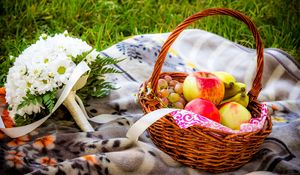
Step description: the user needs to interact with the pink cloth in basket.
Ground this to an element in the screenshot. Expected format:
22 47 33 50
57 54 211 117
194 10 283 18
171 103 268 133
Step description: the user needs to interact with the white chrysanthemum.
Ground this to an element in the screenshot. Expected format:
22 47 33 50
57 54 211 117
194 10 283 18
49 58 76 85
5 31 100 119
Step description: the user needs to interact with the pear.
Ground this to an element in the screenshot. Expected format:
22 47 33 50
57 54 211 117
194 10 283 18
212 71 236 89
224 82 247 99
220 91 249 107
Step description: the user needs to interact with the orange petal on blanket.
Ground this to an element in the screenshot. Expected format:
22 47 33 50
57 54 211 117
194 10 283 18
82 155 98 165
5 150 25 169
36 157 57 166
33 135 56 150
7 135 30 147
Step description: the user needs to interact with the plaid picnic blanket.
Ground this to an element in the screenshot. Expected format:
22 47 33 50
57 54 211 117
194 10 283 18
1 29 300 175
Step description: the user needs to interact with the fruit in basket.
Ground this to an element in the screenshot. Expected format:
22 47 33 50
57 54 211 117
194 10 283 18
211 71 248 100
224 82 247 99
163 75 172 83
212 71 236 89
168 93 180 103
183 72 225 105
219 102 251 130
184 98 220 123
160 98 169 106
158 79 168 90
220 92 249 107
157 77 187 108
174 83 183 94
174 101 184 109
169 80 178 87
159 89 169 98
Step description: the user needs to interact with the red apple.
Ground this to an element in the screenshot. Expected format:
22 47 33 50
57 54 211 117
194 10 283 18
184 98 220 123
219 102 252 130
183 72 225 105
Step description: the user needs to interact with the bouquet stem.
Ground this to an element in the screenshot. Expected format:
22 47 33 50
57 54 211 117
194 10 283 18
63 91 94 132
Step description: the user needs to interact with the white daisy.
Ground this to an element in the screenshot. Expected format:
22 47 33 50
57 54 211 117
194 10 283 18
49 58 76 84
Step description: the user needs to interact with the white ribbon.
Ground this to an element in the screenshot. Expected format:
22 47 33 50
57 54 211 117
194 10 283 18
0 61 91 138
126 108 179 142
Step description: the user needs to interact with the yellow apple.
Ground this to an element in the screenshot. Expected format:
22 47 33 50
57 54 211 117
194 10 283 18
219 102 252 130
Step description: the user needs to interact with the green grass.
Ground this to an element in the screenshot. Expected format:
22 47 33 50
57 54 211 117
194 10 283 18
0 0 299 71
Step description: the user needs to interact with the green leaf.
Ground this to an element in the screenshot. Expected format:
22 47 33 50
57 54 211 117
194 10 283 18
14 91 56 126
42 90 57 112
70 49 94 64
77 56 123 101
14 110 49 127
17 93 42 110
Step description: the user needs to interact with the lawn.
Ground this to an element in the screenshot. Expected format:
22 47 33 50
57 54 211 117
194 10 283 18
0 0 299 85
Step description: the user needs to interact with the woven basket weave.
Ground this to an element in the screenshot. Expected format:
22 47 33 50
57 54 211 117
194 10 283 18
138 8 272 173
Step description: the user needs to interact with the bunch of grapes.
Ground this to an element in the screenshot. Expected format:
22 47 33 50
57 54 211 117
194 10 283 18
157 75 187 109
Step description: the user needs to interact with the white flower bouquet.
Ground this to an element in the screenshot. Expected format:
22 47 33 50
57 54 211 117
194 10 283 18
3 31 121 135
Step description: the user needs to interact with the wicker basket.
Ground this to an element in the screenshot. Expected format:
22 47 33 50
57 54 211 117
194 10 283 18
138 8 272 173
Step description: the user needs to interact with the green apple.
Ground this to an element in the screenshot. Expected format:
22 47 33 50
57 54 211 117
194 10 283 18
219 102 251 130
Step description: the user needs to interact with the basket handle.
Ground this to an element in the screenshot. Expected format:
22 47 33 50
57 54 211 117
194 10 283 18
149 8 264 102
